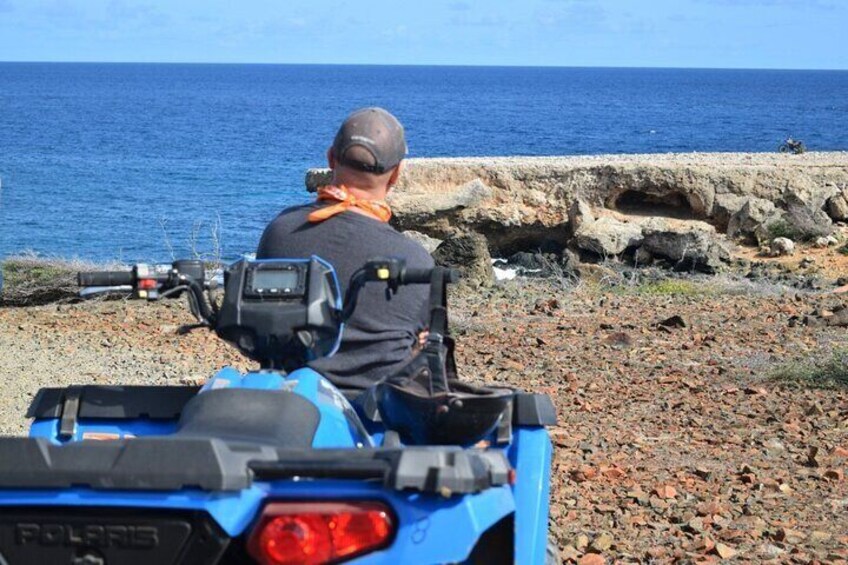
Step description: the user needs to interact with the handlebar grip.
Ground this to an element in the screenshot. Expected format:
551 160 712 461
399 268 433 284
400 268 461 285
77 271 135 287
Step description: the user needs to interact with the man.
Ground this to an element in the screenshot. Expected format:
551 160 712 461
256 107 434 391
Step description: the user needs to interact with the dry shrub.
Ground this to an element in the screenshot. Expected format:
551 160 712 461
0 253 123 306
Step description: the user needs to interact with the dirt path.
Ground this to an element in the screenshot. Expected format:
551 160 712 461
1 280 847 563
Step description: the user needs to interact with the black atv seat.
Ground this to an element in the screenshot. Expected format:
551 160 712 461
175 389 320 448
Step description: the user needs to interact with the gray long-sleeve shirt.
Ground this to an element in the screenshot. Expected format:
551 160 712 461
256 202 434 390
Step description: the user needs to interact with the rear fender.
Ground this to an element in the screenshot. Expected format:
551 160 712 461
508 427 553 565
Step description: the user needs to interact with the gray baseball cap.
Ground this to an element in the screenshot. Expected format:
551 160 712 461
332 107 408 174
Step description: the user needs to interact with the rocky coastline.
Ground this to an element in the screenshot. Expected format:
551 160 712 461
309 151 848 285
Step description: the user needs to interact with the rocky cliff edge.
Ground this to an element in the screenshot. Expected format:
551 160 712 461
306 152 848 256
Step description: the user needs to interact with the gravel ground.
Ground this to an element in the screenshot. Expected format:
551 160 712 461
1 277 847 563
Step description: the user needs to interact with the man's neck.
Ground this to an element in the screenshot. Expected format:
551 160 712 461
331 179 387 201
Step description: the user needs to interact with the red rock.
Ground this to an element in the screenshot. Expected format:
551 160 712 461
695 536 716 554
646 547 667 559
600 465 626 480
654 484 678 499
570 465 598 483
578 554 605 565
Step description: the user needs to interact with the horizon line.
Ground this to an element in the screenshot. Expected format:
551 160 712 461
0 60 846 73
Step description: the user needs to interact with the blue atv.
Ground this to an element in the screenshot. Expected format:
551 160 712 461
0 256 558 564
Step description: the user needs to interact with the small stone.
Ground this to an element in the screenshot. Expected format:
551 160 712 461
571 466 598 482
775 527 805 544
824 468 844 481
695 501 724 516
695 536 716 554
600 466 626 479
714 543 738 559
770 237 795 257
764 439 786 454
687 516 706 533
654 484 678 499
590 533 613 552
578 553 605 565
759 543 785 560
575 534 590 550
807 446 820 467
561 545 581 562
646 547 667 559
658 315 687 329
694 466 713 480
627 490 650 506
806 402 824 416
809 531 832 544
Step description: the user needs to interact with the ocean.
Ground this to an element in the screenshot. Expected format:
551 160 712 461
1 63 847 263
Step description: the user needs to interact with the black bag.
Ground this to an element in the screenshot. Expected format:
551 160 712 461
373 268 514 445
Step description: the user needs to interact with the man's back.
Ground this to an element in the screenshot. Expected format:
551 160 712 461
256 203 434 390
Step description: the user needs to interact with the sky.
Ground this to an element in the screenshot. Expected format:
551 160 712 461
0 0 845 70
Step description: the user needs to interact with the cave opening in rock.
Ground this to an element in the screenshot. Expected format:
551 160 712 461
612 190 697 220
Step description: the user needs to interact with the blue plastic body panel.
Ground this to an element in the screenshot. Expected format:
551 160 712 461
0 483 515 563
508 427 554 565
17 368 554 564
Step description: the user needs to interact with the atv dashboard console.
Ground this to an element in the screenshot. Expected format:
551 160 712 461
215 257 343 370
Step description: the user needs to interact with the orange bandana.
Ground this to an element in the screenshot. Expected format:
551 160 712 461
307 185 392 223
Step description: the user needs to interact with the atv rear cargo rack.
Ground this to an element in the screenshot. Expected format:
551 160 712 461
0 437 511 495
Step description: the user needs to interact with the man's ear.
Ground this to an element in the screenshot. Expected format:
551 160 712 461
327 148 336 169
387 161 403 188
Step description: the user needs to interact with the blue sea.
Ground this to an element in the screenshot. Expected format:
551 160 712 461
1 63 847 264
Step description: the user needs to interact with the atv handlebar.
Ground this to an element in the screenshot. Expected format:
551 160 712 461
77 257 458 331
341 259 459 323
78 271 136 287
399 268 458 285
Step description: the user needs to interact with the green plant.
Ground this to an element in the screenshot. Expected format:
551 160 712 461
770 347 848 389
626 278 710 296
764 219 797 241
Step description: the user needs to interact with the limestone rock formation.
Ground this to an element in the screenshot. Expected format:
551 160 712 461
304 152 848 273
568 199 596 233
827 189 848 221
402 230 443 254
640 221 731 273
432 233 494 288
727 198 781 244
574 217 643 256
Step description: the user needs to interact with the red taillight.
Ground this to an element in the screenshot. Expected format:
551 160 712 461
138 278 157 290
248 502 395 565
